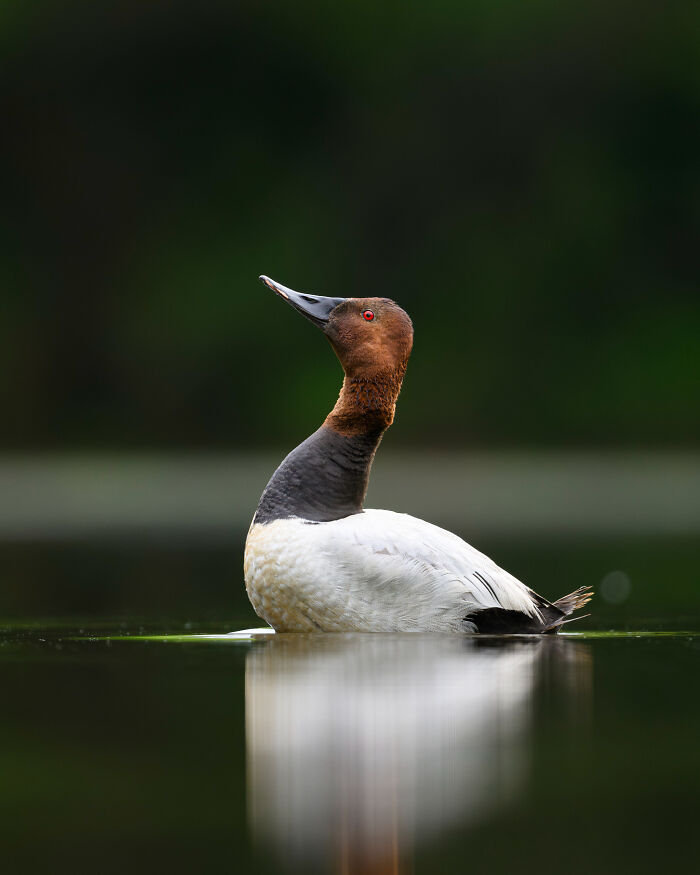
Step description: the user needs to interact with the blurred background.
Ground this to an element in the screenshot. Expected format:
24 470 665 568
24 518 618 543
1 5 699 875
0 0 698 626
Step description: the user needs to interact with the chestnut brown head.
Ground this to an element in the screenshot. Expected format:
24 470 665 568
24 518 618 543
323 297 413 379
259 276 413 378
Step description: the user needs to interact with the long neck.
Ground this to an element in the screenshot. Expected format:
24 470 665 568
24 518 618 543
253 367 405 524
325 365 406 434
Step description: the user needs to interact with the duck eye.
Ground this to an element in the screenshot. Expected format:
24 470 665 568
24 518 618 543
362 309 375 321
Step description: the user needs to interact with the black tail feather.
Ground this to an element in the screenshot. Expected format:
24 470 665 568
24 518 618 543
467 585 594 635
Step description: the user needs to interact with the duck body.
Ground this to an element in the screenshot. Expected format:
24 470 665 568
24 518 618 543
244 277 592 634
248 510 552 633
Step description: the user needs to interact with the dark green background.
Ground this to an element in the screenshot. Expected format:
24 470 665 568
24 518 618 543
2 0 698 451
1 7 698 872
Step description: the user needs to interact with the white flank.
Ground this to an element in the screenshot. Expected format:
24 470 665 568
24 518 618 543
244 509 540 632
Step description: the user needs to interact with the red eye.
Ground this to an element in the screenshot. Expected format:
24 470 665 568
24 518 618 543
362 309 375 321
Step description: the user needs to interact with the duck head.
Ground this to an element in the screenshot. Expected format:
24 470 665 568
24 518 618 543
259 275 413 382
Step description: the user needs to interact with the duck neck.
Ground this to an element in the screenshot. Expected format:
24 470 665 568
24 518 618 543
253 367 405 525
325 365 406 435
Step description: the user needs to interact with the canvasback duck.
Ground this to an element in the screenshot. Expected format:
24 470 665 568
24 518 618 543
244 276 593 633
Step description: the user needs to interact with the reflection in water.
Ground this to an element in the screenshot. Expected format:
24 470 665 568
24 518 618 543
246 634 591 872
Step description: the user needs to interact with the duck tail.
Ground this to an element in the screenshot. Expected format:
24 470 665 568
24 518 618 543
537 586 594 633
552 585 594 617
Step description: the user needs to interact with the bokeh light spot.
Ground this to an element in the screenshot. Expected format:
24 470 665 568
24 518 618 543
600 571 632 604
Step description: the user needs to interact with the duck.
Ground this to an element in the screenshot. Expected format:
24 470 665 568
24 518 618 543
244 276 593 633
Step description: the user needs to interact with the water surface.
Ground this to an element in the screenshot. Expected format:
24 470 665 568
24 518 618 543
1 535 698 873
1 623 698 874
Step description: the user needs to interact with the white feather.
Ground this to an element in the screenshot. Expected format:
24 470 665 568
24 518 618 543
244 509 540 632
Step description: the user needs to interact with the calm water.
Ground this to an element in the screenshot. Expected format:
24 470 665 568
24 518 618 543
1 536 698 873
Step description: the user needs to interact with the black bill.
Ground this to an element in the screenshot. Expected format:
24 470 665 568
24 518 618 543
260 275 347 327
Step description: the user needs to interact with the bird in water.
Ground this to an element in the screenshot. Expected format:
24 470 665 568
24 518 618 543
244 276 592 633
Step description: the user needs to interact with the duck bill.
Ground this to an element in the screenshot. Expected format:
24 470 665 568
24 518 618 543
259 275 346 327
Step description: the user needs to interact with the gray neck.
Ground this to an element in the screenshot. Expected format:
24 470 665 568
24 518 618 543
253 424 384 524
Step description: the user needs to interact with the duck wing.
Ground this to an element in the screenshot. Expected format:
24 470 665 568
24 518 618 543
316 509 545 632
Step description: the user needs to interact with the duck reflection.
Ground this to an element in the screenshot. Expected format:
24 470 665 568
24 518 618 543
245 634 591 872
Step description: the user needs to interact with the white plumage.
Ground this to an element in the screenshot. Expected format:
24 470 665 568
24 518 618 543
245 509 541 633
